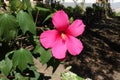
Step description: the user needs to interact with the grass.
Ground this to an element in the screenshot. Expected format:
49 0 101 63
115 12 120 16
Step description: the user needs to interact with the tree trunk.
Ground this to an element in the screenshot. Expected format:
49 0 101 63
81 0 85 14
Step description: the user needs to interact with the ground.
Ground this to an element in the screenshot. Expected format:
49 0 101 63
35 17 120 80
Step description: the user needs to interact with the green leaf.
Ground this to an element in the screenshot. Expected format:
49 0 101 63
34 43 52 64
33 36 52 66
22 0 32 12
61 71 84 80
12 48 33 72
69 17 74 24
17 10 36 34
9 0 22 12
42 13 53 23
0 77 8 80
36 7 50 12
0 57 12 76
33 43 43 54
15 73 29 80
29 66 40 80
40 48 52 65
0 14 18 41
33 37 52 64
4 29 18 41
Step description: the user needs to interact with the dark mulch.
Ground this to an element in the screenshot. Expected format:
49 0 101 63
65 17 120 80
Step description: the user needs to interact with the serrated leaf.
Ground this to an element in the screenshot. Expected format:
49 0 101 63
34 39 53 71
33 36 45 54
33 43 42 54
12 48 33 72
0 57 12 76
40 48 52 65
34 42 52 64
0 14 18 41
17 10 36 34
33 37 52 64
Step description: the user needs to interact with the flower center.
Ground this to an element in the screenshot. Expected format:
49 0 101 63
61 33 67 40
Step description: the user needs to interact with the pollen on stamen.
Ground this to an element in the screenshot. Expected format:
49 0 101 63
61 33 67 40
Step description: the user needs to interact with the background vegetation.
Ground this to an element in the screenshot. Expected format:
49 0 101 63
0 0 120 80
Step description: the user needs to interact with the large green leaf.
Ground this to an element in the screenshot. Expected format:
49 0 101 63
34 43 52 65
39 48 52 65
33 37 60 73
33 37 52 64
17 10 36 34
12 48 33 72
0 13 18 41
0 57 12 76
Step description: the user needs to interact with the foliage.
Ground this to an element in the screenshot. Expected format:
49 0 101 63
1 0 115 79
0 0 58 79
12 48 33 72
33 37 52 65
0 13 18 41
0 0 86 79
61 71 83 80
17 10 36 34
61 66 92 80
115 12 120 16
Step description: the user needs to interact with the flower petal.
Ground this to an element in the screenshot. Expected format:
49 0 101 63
52 10 69 31
66 19 85 37
40 30 58 48
66 36 83 56
52 37 67 59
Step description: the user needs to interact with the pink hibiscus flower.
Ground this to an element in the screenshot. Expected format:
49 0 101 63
40 10 85 59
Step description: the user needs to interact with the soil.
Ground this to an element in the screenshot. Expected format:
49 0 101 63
0 16 119 80
36 17 120 80
64 17 120 80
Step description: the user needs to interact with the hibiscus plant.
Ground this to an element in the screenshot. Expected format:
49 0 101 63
0 0 85 80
